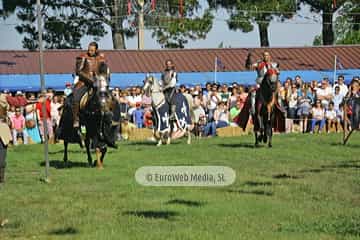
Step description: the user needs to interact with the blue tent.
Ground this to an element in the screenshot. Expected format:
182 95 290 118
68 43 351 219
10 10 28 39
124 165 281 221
1 69 359 92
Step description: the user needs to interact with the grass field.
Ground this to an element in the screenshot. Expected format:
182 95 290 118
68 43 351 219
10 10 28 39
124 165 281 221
0 133 360 240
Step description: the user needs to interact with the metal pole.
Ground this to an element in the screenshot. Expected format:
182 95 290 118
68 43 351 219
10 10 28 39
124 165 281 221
214 56 217 84
37 0 50 183
333 55 337 87
138 0 145 50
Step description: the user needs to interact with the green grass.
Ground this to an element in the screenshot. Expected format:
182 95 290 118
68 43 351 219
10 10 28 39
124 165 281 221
0 133 360 240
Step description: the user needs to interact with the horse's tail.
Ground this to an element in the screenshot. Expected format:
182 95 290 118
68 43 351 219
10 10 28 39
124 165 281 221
56 95 81 143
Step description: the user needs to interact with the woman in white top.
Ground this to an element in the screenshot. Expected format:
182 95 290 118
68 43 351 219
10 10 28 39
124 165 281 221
311 100 325 133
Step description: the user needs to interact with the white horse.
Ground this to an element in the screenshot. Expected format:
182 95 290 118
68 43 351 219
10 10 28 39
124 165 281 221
143 76 193 146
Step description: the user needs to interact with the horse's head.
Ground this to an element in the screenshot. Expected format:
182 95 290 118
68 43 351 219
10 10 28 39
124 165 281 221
97 62 110 92
95 62 112 112
143 75 155 97
264 68 279 93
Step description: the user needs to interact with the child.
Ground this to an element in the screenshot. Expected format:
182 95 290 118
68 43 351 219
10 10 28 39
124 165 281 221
325 102 338 133
121 117 136 140
132 103 144 128
10 107 28 145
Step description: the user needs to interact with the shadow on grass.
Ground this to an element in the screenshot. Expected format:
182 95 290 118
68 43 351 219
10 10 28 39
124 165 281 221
272 173 303 179
123 210 179 220
49 227 78 235
227 189 273 196
48 149 84 155
321 163 360 170
243 181 273 186
299 159 360 174
330 142 360 148
166 199 205 207
126 141 181 146
218 143 257 149
298 168 330 174
40 160 91 169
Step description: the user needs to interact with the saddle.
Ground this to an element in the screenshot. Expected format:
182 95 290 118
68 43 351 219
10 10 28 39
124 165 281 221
80 88 94 110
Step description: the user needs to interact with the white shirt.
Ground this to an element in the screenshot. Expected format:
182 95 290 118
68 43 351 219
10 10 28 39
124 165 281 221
333 83 348 97
126 95 142 105
316 87 333 106
312 107 324 120
208 92 220 110
317 87 333 98
51 102 61 121
325 109 337 120
288 91 298 108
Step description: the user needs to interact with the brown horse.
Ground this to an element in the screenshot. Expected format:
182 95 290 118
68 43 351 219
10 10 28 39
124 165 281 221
253 69 279 147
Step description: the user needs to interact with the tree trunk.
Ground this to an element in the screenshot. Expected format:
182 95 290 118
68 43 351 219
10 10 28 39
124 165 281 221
112 28 126 49
322 12 334 45
258 23 269 47
111 0 126 49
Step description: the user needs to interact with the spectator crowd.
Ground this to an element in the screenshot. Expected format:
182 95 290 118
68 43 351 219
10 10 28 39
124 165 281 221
0 74 359 146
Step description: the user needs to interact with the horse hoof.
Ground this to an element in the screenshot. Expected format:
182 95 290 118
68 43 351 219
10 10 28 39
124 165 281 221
97 166 104 170
268 143 272 148
263 135 268 143
0 218 9 227
255 143 260 148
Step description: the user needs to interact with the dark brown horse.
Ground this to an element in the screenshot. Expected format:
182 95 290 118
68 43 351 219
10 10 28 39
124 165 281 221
253 69 279 147
57 62 118 169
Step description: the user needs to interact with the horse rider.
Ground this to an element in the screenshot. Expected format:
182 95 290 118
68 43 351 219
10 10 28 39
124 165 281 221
246 51 280 114
344 78 360 130
72 42 106 133
160 59 178 120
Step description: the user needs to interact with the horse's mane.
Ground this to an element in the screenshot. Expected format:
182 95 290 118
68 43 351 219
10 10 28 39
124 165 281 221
98 62 109 75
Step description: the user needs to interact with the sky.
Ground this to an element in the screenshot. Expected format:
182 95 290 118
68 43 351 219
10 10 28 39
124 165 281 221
0 2 322 50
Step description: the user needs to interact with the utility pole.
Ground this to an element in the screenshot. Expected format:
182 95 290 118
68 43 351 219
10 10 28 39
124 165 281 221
37 0 50 183
138 0 145 50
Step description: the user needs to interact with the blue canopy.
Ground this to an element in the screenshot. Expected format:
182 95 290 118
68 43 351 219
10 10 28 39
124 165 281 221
1 69 359 92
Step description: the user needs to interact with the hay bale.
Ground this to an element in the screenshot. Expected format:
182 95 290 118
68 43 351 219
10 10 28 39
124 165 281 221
128 128 153 141
216 126 248 137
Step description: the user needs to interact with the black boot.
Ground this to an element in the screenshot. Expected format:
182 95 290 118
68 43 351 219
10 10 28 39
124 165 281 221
0 168 5 184
169 104 176 121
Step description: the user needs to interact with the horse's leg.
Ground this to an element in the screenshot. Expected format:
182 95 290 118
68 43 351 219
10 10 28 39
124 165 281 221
268 126 273 148
85 135 92 167
95 147 104 169
166 131 171 145
254 131 259 147
157 132 162 147
187 127 191 145
257 114 264 143
63 141 68 163
265 113 273 147
263 126 268 143
100 147 107 164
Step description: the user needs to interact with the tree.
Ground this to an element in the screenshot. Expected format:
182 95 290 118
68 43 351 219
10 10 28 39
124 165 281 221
149 4 214 48
1 0 214 50
208 0 296 47
300 0 347 45
334 1 360 44
1 0 135 49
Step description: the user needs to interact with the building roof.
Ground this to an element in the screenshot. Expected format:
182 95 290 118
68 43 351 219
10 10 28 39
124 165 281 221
0 45 359 75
